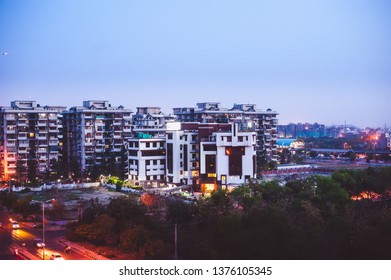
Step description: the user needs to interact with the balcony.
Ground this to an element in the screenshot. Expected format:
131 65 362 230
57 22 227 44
6 154 15 160
6 114 16 120
6 142 16 147
37 121 47 127
18 141 29 147
48 114 57 120
18 135 27 140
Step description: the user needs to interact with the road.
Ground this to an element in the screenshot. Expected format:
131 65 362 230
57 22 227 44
0 211 91 260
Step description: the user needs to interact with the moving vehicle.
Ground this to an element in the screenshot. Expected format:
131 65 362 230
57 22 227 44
34 238 45 248
50 253 64 260
11 221 19 229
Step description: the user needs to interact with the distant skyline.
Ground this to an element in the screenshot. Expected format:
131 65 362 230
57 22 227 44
1 0 390 128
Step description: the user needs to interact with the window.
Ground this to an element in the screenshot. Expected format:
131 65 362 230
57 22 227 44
153 160 158 165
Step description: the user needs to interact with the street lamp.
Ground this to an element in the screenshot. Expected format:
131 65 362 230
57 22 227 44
31 199 55 260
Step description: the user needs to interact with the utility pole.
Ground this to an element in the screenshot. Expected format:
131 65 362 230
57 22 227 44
174 223 178 260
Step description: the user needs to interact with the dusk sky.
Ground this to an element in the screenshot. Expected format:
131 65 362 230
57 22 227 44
0 0 390 128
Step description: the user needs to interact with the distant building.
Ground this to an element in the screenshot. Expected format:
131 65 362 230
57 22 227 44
0 101 65 182
132 107 175 137
278 123 326 138
62 100 132 177
276 138 305 149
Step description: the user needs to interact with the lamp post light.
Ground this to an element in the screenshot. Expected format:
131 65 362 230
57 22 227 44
31 199 55 260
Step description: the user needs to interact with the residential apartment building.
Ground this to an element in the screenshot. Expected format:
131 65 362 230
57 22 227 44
62 100 132 177
166 122 257 192
173 102 278 169
0 101 65 182
132 107 175 137
127 136 166 188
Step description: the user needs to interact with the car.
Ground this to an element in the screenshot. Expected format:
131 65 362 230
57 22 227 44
34 238 45 248
33 223 43 229
11 221 19 229
50 253 64 260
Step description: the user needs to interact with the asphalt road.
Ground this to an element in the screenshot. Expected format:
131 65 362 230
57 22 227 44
0 211 90 260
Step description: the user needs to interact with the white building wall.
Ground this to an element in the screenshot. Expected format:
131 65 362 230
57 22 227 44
169 130 184 184
127 138 166 186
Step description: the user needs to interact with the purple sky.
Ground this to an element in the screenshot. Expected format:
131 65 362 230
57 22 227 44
1 0 390 128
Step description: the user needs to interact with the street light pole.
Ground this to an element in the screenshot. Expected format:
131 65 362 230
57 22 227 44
42 202 45 260
32 199 54 260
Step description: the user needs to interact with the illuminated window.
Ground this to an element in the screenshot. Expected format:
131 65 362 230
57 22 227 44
29 132 35 138
202 183 216 192
207 173 216 178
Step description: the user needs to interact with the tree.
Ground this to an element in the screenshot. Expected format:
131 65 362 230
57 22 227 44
93 214 117 245
119 225 151 258
313 176 350 216
166 199 196 225
115 180 123 192
332 170 357 195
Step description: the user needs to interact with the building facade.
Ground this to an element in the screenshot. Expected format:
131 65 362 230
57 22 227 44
127 136 166 187
62 100 132 178
166 122 257 192
132 107 175 137
0 101 65 183
173 102 278 170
